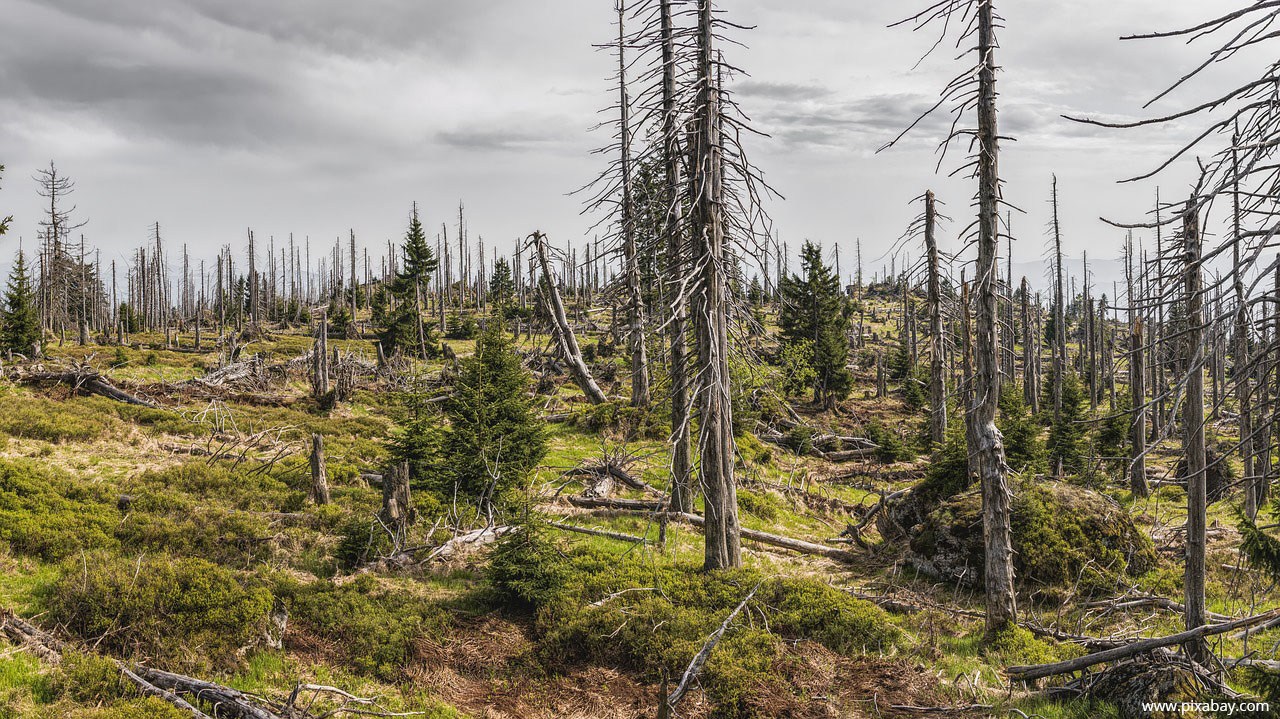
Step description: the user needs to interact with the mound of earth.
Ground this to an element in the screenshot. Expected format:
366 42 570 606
908 480 1157 596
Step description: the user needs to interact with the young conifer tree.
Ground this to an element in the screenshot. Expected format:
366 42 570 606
778 241 853 410
2 250 40 355
382 206 438 358
440 320 547 508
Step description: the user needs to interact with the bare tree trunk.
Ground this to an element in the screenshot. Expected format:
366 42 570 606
1051 177 1067 422
925 191 947 447
693 0 740 571
312 310 329 400
1127 238 1148 498
1182 202 1208 663
974 0 1017 639
1230 138 1257 517
310 433 330 505
1021 277 1038 414
617 0 651 409
661 0 693 513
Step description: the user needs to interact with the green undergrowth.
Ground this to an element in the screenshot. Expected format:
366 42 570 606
490 521 903 718
40 552 273 671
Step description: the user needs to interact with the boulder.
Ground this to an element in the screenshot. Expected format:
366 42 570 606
908 480 1157 597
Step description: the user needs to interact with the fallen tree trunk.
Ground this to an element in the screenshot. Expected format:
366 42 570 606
117 664 212 719
547 521 647 544
558 505 855 561
136 666 280 719
17 369 159 408
1005 609 1280 681
565 496 666 511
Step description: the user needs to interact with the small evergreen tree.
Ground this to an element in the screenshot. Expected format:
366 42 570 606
488 257 515 309
328 298 353 338
2 250 40 355
440 321 546 507
747 275 764 306
390 379 444 490
778 241 853 409
777 339 817 398
1046 370 1088 475
380 207 438 357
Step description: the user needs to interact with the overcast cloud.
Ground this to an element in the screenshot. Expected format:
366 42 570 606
0 0 1264 286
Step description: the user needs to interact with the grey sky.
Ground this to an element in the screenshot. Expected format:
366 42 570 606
0 0 1260 288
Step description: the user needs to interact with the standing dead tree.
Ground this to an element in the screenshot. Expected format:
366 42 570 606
882 0 1018 640
578 0 651 409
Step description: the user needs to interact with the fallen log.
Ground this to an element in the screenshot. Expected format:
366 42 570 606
1005 609 1280 682
17 369 160 408
136 666 280 719
672 512 855 561
117 664 212 719
557 506 856 561
565 496 666 511
547 521 647 544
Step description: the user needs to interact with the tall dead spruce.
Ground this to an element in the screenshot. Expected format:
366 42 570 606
883 0 1018 638
580 0 651 409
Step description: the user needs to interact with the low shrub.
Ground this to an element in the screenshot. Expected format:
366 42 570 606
42 552 273 668
0 459 118 561
274 573 451 682
0 393 115 443
491 526 902 718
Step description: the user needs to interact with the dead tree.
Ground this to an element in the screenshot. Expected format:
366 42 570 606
529 231 607 404
922 191 947 447
1182 202 1208 663
885 0 1017 640
1020 277 1039 415
691 0 740 571
1051 176 1067 421
1126 237 1148 497
312 310 329 401
615 0 651 408
381 461 414 541
659 0 693 513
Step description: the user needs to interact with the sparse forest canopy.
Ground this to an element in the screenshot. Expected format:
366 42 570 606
4 1 1280 717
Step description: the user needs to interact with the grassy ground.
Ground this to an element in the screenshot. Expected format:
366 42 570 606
0 293 1274 719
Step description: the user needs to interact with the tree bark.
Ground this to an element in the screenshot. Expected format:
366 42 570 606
661 0 693 513
616 0 651 409
1127 240 1148 497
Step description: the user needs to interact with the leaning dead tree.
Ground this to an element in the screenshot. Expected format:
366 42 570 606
529 231 608 404
883 0 1018 639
